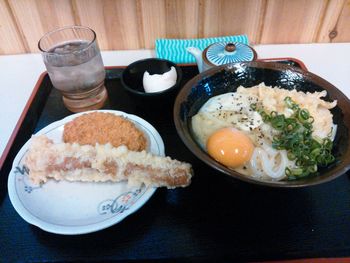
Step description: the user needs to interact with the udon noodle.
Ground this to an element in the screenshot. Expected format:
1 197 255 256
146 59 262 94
191 83 337 181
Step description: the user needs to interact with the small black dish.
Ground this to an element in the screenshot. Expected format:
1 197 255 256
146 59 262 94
121 58 183 100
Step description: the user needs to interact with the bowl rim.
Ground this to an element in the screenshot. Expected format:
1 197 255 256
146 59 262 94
121 58 183 97
173 61 350 188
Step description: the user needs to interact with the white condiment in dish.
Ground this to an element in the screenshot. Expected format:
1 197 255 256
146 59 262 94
143 66 177 93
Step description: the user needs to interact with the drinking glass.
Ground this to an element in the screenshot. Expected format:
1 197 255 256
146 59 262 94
38 26 107 112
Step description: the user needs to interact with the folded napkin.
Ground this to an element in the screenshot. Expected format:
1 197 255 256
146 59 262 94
155 35 249 64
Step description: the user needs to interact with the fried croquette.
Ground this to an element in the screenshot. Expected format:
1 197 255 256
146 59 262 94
63 112 147 151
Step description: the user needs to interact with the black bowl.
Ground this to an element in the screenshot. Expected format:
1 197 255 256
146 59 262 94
174 61 350 187
121 58 182 100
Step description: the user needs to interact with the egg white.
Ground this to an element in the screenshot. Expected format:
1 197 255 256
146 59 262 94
191 92 262 148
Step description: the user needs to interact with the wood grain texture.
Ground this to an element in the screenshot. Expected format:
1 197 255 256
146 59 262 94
318 0 350 43
73 0 141 50
8 0 75 52
201 0 265 44
138 0 166 48
0 0 27 54
260 0 328 44
1 0 350 54
317 0 346 42
165 0 199 39
335 0 350 42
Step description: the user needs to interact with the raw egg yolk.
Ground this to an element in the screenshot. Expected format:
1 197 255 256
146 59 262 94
206 128 254 168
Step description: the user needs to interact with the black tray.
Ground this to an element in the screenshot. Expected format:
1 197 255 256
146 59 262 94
1 59 350 262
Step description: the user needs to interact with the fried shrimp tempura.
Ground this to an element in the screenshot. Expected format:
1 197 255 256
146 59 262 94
24 135 193 189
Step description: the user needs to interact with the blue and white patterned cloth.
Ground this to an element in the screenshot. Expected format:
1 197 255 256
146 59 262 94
155 35 249 64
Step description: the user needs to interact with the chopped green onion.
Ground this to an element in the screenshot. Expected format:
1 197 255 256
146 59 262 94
290 168 304 176
253 96 335 179
287 152 296 160
310 148 321 159
270 111 278 118
323 138 333 150
307 165 318 173
271 115 285 130
284 97 293 108
298 109 310 122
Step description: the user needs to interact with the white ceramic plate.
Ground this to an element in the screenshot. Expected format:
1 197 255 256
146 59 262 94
8 110 164 235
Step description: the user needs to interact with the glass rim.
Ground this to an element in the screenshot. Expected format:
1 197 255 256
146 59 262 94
38 25 97 54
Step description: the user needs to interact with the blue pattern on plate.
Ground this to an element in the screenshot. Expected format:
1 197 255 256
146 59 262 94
155 35 249 64
14 165 41 193
206 42 254 66
98 188 144 215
